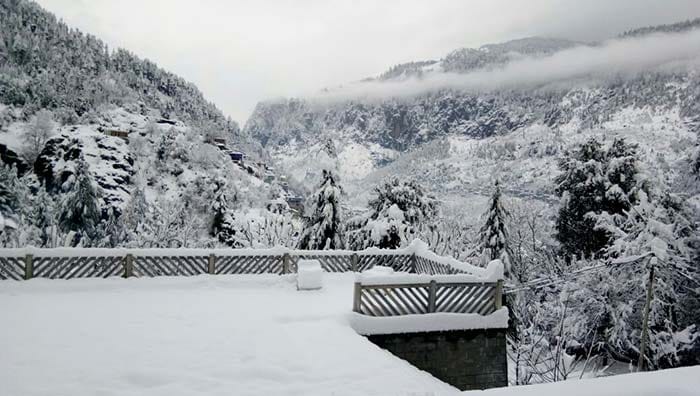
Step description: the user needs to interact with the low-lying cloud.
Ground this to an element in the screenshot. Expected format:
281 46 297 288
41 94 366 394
311 28 700 103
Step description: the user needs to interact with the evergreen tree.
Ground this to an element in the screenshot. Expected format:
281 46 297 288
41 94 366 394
555 137 639 260
27 185 58 247
96 207 128 248
211 179 232 237
123 182 149 233
0 164 20 241
349 178 438 249
478 180 512 276
298 169 344 250
58 156 102 242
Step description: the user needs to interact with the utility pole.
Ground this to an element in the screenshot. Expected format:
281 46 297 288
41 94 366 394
638 256 656 371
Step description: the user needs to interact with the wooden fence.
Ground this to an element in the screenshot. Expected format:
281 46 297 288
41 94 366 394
0 249 465 281
352 280 503 317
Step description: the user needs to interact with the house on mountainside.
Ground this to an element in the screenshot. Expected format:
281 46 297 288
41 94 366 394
104 130 129 141
229 151 244 163
286 196 304 214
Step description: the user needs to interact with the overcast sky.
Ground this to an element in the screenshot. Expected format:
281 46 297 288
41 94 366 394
35 0 700 124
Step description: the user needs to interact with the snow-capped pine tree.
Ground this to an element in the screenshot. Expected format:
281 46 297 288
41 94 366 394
555 137 639 260
298 169 344 250
122 182 149 234
211 179 230 237
478 180 512 275
58 156 102 243
0 164 20 243
348 178 438 250
26 185 58 247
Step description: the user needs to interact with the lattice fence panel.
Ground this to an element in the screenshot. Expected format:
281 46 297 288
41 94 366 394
358 285 430 316
32 256 124 279
134 256 208 277
356 254 413 272
356 282 498 317
414 256 464 275
0 256 25 280
435 284 497 315
293 254 353 272
215 255 283 275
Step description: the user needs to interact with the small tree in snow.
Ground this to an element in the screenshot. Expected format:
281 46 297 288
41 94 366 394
298 169 344 250
348 178 438 249
211 178 232 237
23 109 55 164
0 164 21 244
26 185 59 247
58 156 102 243
478 180 512 275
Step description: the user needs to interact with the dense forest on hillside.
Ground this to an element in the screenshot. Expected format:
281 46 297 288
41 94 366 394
0 0 238 134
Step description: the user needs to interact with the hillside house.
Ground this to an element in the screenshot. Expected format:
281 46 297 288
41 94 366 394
286 196 304 213
229 151 244 163
104 130 129 141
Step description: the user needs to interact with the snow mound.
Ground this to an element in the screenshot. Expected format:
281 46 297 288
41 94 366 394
297 259 323 290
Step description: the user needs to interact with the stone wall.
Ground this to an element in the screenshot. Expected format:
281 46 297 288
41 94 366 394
367 328 507 391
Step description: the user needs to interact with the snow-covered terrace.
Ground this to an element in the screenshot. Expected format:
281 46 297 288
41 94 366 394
1 270 699 395
1 274 462 395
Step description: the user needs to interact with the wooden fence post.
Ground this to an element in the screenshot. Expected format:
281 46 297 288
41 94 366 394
282 253 291 274
123 254 134 278
353 282 362 312
24 254 34 280
351 253 359 272
208 253 216 275
428 280 437 313
494 280 504 309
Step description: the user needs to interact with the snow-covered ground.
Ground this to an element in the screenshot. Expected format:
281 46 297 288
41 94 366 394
0 274 457 396
474 365 700 396
1 274 698 396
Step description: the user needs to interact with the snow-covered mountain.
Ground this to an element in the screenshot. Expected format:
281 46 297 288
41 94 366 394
244 20 700 214
0 0 294 248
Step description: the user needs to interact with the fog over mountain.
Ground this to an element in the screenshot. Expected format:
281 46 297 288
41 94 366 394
313 28 700 102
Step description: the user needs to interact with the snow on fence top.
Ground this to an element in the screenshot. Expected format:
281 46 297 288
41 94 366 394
0 240 500 281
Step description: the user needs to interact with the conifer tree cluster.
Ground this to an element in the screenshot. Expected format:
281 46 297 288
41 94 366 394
555 137 639 259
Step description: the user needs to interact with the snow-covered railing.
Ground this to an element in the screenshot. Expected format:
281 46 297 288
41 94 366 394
352 261 504 318
0 240 486 281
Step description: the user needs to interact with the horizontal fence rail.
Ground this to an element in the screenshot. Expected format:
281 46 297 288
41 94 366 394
353 280 503 317
0 249 467 281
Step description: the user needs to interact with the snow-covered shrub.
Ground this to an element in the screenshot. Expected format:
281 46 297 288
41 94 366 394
347 178 438 249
